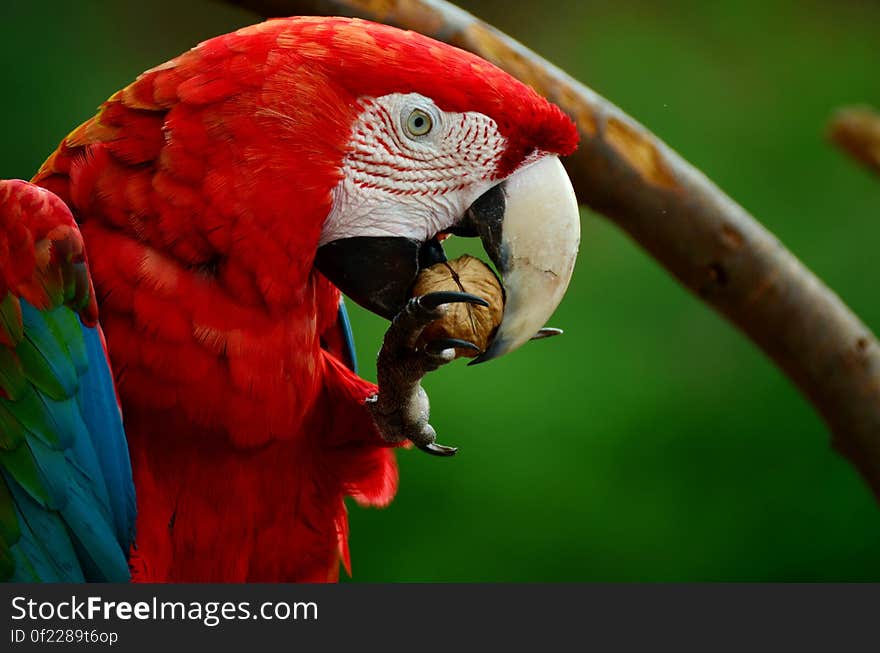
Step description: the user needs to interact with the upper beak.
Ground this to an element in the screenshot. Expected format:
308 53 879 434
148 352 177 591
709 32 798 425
315 155 580 361
466 156 580 363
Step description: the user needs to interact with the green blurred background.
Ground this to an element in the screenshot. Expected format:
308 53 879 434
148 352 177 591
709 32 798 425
2 0 879 581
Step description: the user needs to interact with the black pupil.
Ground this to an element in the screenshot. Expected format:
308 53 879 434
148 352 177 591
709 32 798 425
413 116 425 129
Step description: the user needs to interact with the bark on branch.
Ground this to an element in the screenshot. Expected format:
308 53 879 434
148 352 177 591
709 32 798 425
228 0 880 499
828 106 880 177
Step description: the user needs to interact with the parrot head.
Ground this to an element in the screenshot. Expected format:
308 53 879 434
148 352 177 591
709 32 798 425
117 17 581 363
263 17 582 362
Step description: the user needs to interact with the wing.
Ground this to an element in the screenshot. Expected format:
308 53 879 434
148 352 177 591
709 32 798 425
0 179 135 582
320 297 359 374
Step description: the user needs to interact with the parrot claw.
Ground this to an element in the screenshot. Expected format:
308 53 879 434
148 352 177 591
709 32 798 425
368 292 486 456
425 338 480 355
417 442 459 456
418 291 489 311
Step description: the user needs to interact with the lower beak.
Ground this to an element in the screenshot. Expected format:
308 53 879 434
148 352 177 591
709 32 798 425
315 155 580 361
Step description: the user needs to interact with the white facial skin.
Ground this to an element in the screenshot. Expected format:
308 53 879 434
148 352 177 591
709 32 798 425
320 92 508 245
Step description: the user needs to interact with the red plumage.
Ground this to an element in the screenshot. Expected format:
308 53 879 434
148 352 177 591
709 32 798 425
0 180 98 332
31 17 577 581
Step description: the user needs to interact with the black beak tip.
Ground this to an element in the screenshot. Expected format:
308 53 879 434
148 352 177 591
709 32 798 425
467 337 508 366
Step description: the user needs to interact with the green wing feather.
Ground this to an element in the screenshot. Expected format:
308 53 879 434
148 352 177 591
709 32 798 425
0 302 133 581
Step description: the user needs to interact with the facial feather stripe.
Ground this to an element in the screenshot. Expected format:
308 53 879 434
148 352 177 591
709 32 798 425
320 93 507 245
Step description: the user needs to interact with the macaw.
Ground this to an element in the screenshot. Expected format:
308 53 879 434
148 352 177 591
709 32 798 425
0 16 579 582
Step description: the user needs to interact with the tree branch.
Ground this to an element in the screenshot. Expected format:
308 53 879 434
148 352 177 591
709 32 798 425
828 106 880 177
228 0 880 499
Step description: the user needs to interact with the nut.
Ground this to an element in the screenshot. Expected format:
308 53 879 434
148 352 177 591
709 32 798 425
413 254 504 358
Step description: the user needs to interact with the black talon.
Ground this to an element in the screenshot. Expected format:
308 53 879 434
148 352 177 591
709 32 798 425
531 327 564 341
417 442 459 457
425 338 481 355
419 291 489 310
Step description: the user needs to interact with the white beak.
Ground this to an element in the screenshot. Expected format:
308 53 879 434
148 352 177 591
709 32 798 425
471 155 580 363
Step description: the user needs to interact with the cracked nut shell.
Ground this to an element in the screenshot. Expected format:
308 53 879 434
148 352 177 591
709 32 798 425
413 254 504 358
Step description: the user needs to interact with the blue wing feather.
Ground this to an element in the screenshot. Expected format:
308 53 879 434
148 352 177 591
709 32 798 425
337 298 358 373
5 477 84 582
2 302 135 582
77 324 136 551
20 308 79 400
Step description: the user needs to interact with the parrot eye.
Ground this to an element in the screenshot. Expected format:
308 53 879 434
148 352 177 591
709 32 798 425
405 109 433 137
